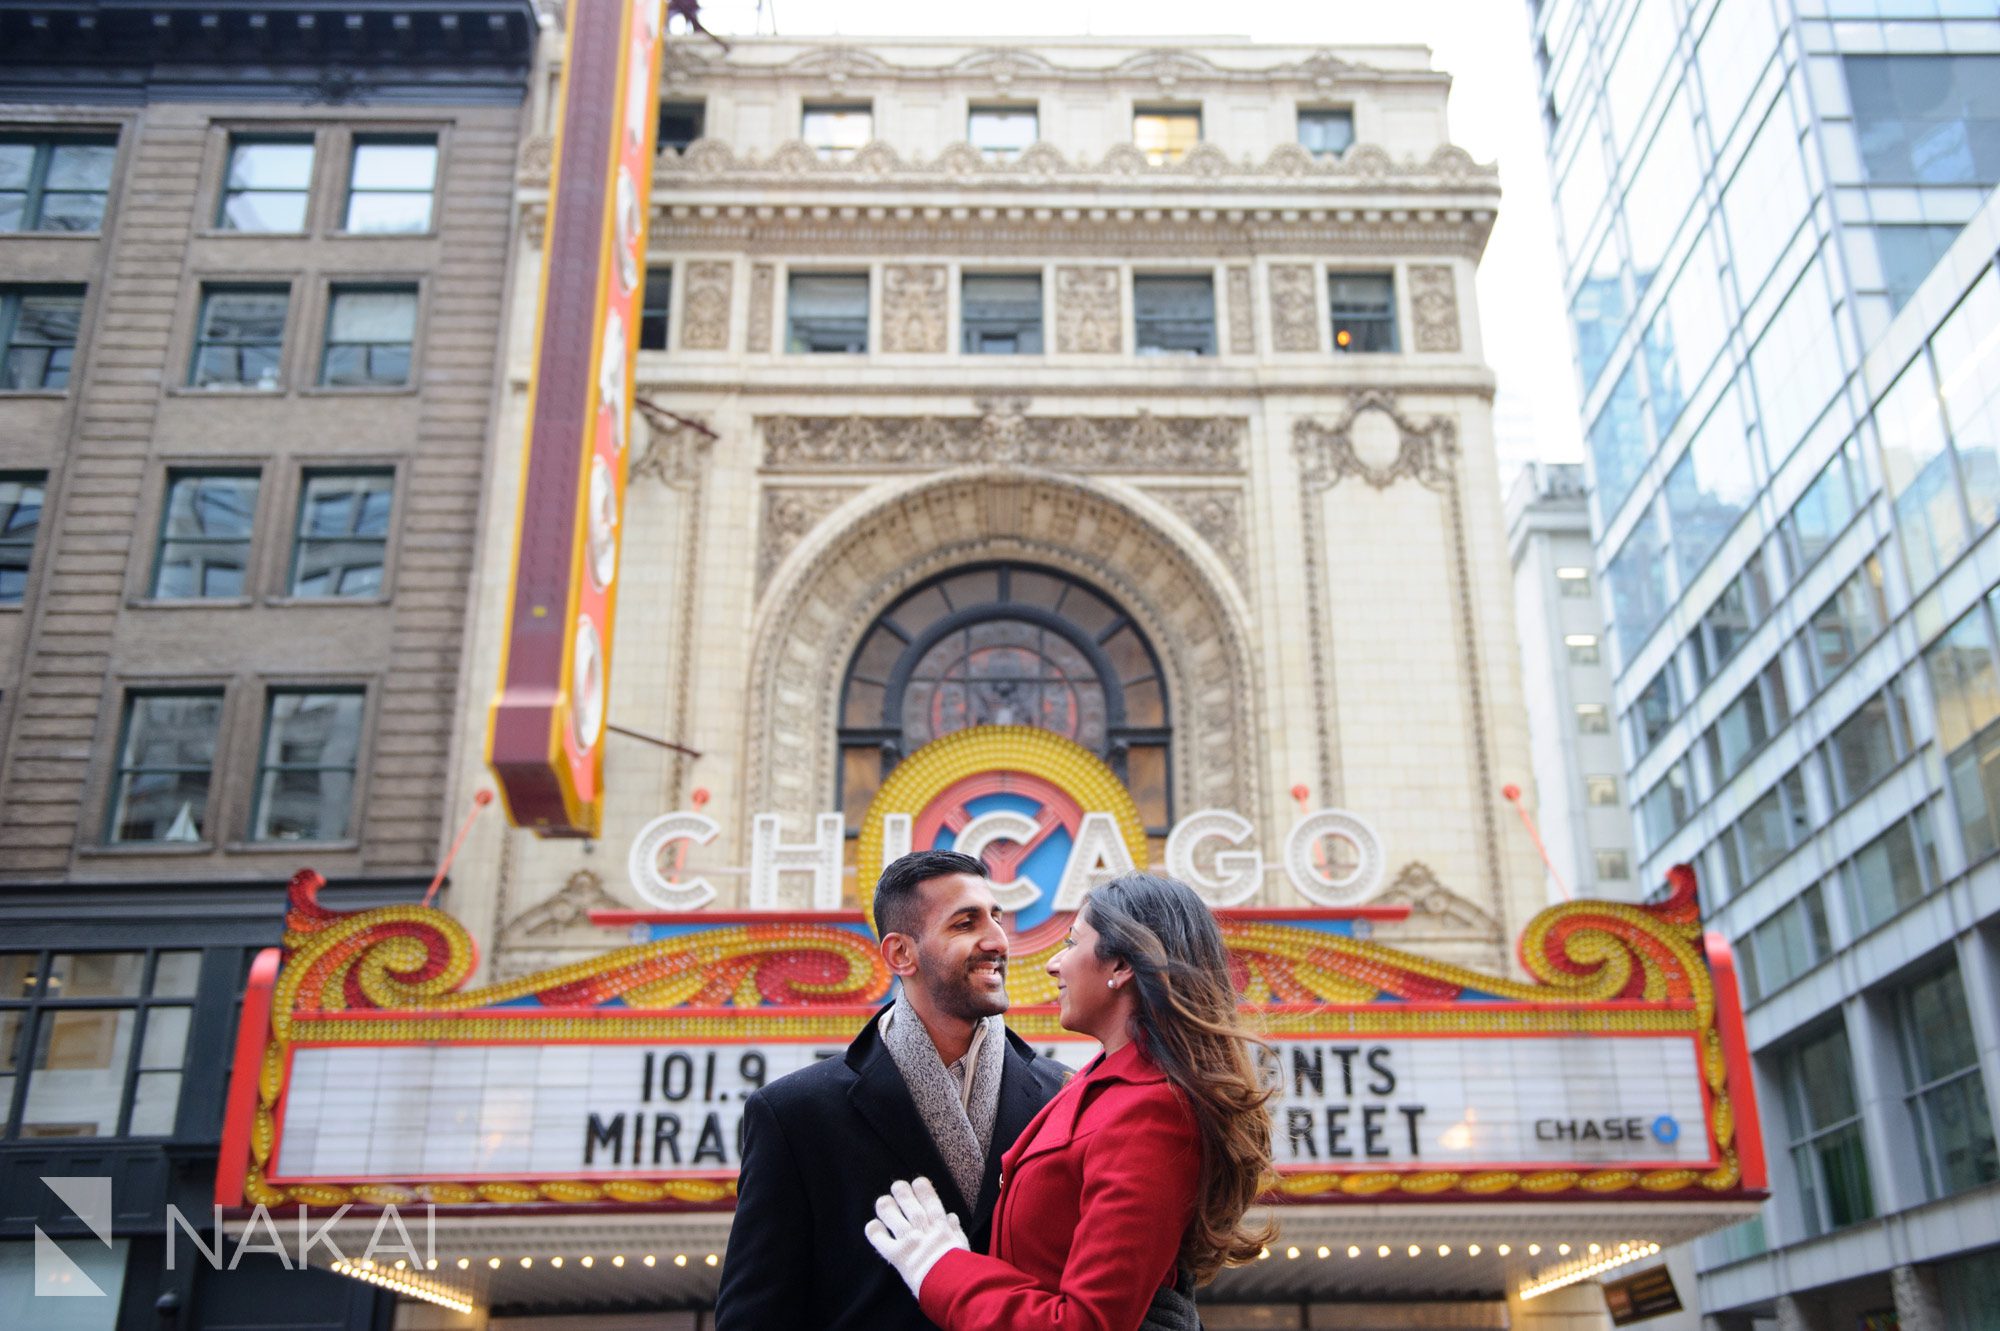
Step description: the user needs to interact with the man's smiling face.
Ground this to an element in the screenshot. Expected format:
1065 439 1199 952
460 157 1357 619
908 871 1011 1021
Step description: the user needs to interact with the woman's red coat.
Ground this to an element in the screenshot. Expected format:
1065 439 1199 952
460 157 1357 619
917 1038 1201 1331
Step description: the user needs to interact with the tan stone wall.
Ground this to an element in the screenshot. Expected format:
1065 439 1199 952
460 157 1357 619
0 96 523 881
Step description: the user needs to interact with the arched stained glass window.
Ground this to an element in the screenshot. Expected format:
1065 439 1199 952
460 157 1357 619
838 562 1173 840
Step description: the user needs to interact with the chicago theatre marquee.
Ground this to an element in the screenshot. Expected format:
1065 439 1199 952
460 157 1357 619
215 17 1765 1329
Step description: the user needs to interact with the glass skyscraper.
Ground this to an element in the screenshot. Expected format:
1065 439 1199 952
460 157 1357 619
1530 0 2000 1324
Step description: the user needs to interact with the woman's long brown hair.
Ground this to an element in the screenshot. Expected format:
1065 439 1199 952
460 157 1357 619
1084 872 1274 1284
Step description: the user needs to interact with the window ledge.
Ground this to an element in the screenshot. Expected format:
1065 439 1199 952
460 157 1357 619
262 594 392 609
76 841 216 858
0 231 102 242
296 385 419 398
192 228 311 240
166 386 288 399
0 389 68 400
223 839 360 854
331 230 440 241
129 596 254 610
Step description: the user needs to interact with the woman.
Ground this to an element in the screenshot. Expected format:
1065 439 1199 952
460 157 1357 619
864 872 1273 1330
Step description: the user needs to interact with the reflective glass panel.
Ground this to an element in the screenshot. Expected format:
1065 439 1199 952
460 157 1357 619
108 693 223 843
969 107 1037 159
1845 56 2000 186
0 476 43 604
1133 110 1200 165
1572 235 1626 392
1609 510 1670 655
1664 387 1754 584
344 138 435 233
153 472 258 598
1880 352 1963 589
1751 258 1843 468
1626 89 1700 294
1933 267 2000 536
1722 101 1811 304
801 106 872 161
1590 361 1650 519
1644 230 1728 435
219 138 313 232
291 470 392 599
252 690 364 841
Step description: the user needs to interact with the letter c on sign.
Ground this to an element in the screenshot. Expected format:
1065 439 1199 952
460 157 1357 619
629 812 721 909
1651 1115 1680 1145
1283 809 1385 906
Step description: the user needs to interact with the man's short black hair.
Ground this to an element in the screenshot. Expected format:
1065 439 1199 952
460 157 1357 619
874 849 988 938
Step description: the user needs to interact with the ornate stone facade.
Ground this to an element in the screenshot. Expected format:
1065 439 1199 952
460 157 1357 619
1268 263 1321 352
758 409 1244 473
1054 264 1122 353
1409 263 1463 352
1226 265 1256 354
879 263 949 353
745 261 775 352
678 259 733 350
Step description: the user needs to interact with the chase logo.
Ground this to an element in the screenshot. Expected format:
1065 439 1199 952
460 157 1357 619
1652 1114 1681 1146
35 1176 112 1298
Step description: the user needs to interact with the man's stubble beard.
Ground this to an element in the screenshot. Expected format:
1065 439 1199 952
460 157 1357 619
914 938 1010 1023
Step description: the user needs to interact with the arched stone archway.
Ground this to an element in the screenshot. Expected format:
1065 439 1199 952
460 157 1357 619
742 468 1260 847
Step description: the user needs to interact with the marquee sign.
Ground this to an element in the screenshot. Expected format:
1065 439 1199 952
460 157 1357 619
487 0 662 837
216 859 1765 1213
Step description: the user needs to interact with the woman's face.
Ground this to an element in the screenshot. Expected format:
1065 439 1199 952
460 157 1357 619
1047 908 1129 1041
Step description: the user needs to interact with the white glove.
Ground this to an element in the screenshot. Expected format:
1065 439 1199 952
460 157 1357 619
864 1177 969 1298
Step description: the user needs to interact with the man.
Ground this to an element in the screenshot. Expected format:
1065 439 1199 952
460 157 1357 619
715 850 1069 1330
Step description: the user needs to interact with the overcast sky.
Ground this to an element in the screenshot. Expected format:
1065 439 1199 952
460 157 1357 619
689 0 1587 482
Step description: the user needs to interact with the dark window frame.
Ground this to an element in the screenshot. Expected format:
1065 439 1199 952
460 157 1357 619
1297 107 1355 158
151 468 261 601
0 470 45 605
1132 273 1217 357
189 283 290 390
0 132 117 233
341 133 439 235
249 686 366 843
319 283 418 388
0 284 85 391
216 133 316 233
287 467 394 600
103 687 227 846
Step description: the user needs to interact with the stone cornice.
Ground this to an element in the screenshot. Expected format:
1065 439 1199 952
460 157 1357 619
599 374 1501 402
650 43 1447 94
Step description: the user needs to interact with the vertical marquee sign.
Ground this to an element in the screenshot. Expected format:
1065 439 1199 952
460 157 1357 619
489 0 663 836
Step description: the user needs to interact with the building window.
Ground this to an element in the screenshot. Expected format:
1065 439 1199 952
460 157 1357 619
1133 107 1200 165
802 104 872 162
961 273 1042 354
1825 683 1913 811
290 470 392 599
1564 633 1599 664
1330 273 1397 352
786 273 868 353
217 135 314 232
1585 774 1619 805
1575 702 1609 733
1740 882 1831 1004
1298 108 1354 158
1804 556 1887 687
1926 596 2000 863
251 689 364 842
152 470 259 599
1706 660 1791 784
1845 807 1940 934
968 106 1037 160
1898 964 2000 1199
153 463 260 591
0 949 200 1138
1690 553 1772 686
1719 765 1812 888
1594 849 1629 881
1783 439 1866 575
639 267 672 351
321 286 416 387
0 474 42 603
343 136 437 234
189 285 287 390
0 134 116 233
658 102 705 154
1843 56 2000 187
1133 275 1215 356
1781 1023 1876 1237
1876 224 1965 315
838 562 1173 851
1639 757 1692 852
0 286 82 392
1629 663 1679 757
106 691 225 844
1555 565 1591 597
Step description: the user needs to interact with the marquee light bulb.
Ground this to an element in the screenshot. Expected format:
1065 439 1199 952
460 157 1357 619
1438 1246 1450 1257
457 1258 469 1270
1497 1245 1510 1256
1316 1246 1330 1259
1558 1243 1571 1255
521 1257 533 1268
614 1255 625 1267
1528 1244 1540 1256
674 1254 688 1267
1407 1245 1420 1258
550 1257 563 1269
1468 1245 1481 1256
488 1257 501 1269
644 1255 657 1267
1377 1245 1390 1258
1588 1243 1601 1254
1347 1246 1359 1258
1286 1246 1300 1260
704 1254 718 1267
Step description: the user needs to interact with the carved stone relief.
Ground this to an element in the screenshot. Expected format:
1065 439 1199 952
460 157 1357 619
1268 263 1321 352
744 471 1260 881
678 260 734 351
1143 487 1248 589
880 263 949 354
1055 265 1122 354
1409 263 1462 353
498 870 625 951
746 262 775 353
1293 388 1459 492
1225 266 1255 355
758 409 1245 473
759 487 859 592
1372 861 1501 936
629 405 715 487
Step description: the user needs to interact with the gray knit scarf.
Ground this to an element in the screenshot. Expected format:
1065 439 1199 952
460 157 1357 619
881 991 1006 1211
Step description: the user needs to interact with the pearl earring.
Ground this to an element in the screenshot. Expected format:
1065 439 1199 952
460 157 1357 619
1107 980 1116 989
